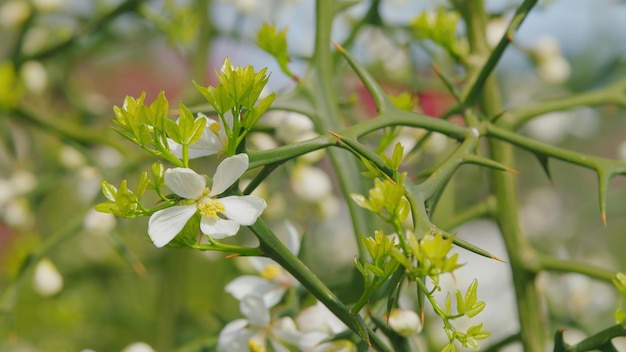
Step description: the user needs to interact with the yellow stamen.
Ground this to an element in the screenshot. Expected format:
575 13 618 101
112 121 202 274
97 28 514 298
248 340 266 352
197 197 225 218
260 264 281 281
210 122 221 134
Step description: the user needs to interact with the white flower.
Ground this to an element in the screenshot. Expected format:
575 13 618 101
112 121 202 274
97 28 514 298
218 294 308 352
291 164 332 202
148 154 266 247
167 113 227 159
121 342 155 352
387 308 422 337
226 222 300 307
33 258 63 296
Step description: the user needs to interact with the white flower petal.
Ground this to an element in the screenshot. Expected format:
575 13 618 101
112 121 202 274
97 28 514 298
148 205 197 247
164 168 205 199
226 275 276 299
241 294 270 326
200 216 240 239
220 195 266 226
210 154 249 196
217 319 255 352
249 256 275 273
284 221 300 255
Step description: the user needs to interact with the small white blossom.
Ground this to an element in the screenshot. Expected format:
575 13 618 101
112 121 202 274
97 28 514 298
226 222 300 307
167 113 227 159
83 208 116 235
291 164 332 202
148 154 266 247
20 60 48 94
121 342 155 352
218 294 309 352
33 259 63 296
388 308 422 337
0 1 31 28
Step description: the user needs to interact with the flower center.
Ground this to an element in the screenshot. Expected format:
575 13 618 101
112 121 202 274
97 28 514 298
248 339 266 352
260 264 281 281
197 197 225 219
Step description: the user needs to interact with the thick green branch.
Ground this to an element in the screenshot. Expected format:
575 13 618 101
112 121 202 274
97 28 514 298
507 76 626 129
534 254 617 283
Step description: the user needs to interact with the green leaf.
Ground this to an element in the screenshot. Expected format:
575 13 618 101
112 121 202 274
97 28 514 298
165 117 182 144
136 171 149 198
149 91 169 130
257 23 290 69
456 290 465 315
465 301 486 318
464 279 479 309
100 180 118 202
389 92 418 112
0 61 24 110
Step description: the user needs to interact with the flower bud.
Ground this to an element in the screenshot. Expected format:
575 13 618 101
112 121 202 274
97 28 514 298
33 259 63 296
388 308 422 337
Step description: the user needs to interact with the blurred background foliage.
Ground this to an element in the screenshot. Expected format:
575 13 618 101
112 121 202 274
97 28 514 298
1 0 626 350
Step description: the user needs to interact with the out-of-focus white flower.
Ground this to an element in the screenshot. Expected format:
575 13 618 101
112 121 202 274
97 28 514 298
524 111 570 144
0 1 31 28
296 300 347 335
519 187 562 238
234 0 257 14
291 164 332 202
9 170 37 194
32 0 65 12
94 146 123 168
3 196 33 228
486 17 508 48
33 259 63 296
317 194 340 220
218 294 311 352
265 111 315 144
248 132 278 151
524 108 598 144
296 301 355 351
532 36 571 84
20 61 48 94
292 130 325 163
618 141 626 162
59 145 87 169
148 154 266 247
167 113 227 159
0 179 15 207
121 342 155 352
226 222 300 307
22 27 49 55
83 208 116 235
388 308 422 337
76 166 102 202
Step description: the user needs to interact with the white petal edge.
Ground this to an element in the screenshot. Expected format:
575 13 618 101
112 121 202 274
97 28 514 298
220 195 266 226
210 154 249 196
226 276 276 300
241 294 270 326
148 205 197 248
200 217 240 239
217 319 255 352
285 221 300 255
164 168 206 199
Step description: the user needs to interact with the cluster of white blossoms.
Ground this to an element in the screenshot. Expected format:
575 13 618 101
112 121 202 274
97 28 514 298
219 223 356 352
147 114 267 247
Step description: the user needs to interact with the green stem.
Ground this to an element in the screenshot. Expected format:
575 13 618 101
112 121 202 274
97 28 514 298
16 0 145 65
250 220 392 352
10 107 127 152
460 1 547 350
535 254 617 283
507 76 626 129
